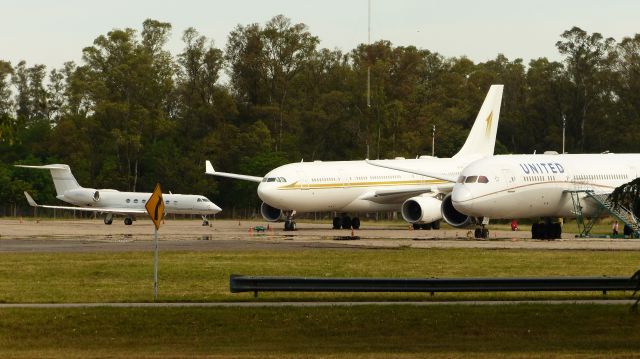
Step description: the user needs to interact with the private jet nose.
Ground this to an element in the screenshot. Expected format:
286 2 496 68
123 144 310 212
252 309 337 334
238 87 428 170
451 185 474 212
210 202 222 213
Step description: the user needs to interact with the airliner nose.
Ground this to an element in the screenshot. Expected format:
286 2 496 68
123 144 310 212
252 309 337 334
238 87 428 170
451 185 474 212
257 183 274 203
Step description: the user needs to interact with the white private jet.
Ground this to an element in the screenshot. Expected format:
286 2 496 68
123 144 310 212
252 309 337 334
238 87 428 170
449 152 640 239
17 164 221 225
206 85 503 231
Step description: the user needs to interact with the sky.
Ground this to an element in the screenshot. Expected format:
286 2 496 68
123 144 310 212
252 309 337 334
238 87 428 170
2 0 640 72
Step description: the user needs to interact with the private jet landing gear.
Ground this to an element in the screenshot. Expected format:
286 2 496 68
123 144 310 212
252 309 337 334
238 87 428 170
202 215 209 226
473 217 490 239
124 217 134 226
284 211 296 231
103 213 114 225
531 218 562 240
332 215 360 230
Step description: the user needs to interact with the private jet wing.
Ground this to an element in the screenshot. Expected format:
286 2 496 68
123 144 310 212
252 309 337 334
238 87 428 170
23 192 147 215
205 160 263 183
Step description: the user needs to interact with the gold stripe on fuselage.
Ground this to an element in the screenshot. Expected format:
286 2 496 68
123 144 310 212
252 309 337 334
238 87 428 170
277 179 448 190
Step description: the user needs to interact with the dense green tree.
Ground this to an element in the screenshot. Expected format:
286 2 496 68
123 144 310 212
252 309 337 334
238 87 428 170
1 19 640 217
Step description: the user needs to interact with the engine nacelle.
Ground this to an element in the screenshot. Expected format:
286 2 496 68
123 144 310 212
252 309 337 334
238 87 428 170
401 196 443 224
260 202 285 222
441 193 473 228
64 188 100 204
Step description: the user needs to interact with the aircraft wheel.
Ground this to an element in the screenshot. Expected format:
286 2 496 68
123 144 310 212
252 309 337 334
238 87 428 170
341 216 352 230
531 223 539 239
431 220 441 230
332 217 341 229
104 217 113 225
202 220 209 226
474 228 481 239
412 223 421 230
351 217 361 230
420 223 432 230
124 217 133 225
552 223 562 239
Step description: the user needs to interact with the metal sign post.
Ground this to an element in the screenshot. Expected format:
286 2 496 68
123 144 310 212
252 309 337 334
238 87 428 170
145 183 165 302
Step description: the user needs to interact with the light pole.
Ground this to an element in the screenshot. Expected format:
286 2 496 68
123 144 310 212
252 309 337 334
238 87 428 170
562 115 566 154
432 125 436 156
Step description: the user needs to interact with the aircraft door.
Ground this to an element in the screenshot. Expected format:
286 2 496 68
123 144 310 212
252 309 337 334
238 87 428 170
297 170 309 190
501 168 517 192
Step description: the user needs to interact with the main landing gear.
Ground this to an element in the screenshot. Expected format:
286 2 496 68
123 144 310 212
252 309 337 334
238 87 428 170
412 220 441 230
284 211 297 231
104 213 114 225
332 215 360 230
531 218 562 240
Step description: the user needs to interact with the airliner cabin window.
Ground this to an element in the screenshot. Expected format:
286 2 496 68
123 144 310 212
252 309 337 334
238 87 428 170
465 176 478 183
126 199 131 203
133 199 138 203
478 176 489 183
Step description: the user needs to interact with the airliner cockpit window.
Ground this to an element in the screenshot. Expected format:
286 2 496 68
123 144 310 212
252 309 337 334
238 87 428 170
278 177 287 182
267 177 276 182
465 176 478 183
457 176 466 183
478 176 489 184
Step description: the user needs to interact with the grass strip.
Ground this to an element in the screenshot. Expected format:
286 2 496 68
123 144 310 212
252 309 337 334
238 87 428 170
0 304 639 358
0 248 639 303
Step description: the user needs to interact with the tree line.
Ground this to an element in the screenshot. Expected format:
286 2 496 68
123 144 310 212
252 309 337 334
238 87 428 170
1 16 639 217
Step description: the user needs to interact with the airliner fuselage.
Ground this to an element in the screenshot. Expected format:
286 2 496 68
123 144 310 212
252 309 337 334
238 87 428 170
452 153 640 219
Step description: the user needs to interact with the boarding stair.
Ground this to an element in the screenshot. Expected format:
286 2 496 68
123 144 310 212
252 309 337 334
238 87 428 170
566 189 640 238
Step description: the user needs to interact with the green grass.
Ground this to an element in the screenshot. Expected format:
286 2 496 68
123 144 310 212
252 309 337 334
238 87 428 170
1 248 640 303
1 305 640 358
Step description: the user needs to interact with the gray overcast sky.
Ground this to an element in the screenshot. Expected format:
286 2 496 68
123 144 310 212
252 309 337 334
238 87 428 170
2 0 639 71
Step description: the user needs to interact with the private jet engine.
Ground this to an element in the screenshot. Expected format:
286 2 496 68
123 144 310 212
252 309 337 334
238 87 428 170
440 193 474 228
260 202 285 222
64 188 100 204
401 196 442 224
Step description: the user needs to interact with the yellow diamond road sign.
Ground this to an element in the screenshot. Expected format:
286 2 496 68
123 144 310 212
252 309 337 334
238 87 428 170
146 183 165 230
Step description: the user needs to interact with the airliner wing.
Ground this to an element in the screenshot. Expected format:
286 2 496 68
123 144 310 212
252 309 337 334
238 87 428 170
23 192 147 215
205 160 263 183
365 159 458 183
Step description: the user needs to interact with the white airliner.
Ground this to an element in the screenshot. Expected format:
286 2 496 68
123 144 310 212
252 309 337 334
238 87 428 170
206 85 503 231
17 164 221 225
449 153 640 238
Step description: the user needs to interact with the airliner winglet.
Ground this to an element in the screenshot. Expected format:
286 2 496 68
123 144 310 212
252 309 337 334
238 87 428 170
24 191 38 207
205 160 263 183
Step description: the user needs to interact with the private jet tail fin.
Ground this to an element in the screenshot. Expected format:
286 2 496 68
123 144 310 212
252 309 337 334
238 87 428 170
15 164 82 196
453 84 503 159
205 160 263 183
